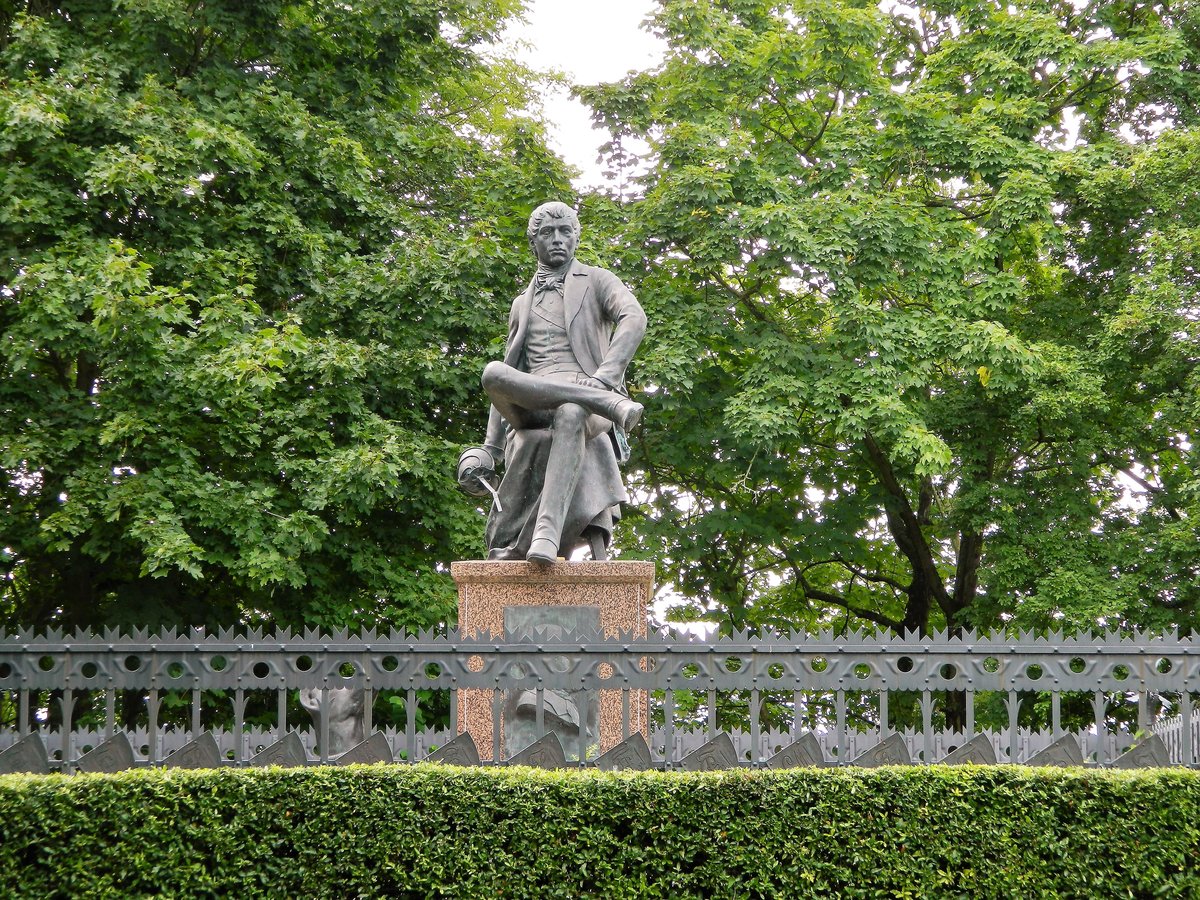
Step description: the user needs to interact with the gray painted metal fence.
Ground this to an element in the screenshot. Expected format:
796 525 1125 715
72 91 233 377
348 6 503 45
1 626 1195 770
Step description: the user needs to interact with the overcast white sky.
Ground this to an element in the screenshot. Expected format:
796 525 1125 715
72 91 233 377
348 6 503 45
500 0 663 188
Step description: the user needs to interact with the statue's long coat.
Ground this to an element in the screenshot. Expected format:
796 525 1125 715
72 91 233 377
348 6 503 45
483 260 646 555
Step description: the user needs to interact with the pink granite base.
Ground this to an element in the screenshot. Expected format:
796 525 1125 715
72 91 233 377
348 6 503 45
452 559 652 761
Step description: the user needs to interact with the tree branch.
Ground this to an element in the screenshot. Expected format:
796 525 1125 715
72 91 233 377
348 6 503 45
797 576 904 631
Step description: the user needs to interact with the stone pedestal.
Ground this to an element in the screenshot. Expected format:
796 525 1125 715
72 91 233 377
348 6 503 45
451 559 652 762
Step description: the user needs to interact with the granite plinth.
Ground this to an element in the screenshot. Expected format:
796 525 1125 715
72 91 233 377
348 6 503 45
452 559 652 761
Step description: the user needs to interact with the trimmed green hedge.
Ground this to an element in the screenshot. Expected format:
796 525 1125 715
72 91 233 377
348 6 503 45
1 764 1198 898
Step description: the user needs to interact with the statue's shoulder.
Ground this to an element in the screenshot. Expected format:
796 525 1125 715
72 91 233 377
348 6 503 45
508 282 532 309
571 262 623 289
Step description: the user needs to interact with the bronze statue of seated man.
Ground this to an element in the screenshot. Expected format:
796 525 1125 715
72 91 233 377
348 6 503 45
459 201 646 564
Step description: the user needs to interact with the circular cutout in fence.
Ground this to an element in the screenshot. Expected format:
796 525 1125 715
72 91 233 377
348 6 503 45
1156 658 1174 674
338 661 356 678
226 749 235 760
897 656 914 673
38 655 55 672
982 657 999 673
767 663 785 680
0 663 10 678
124 655 143 672
811 657 828 673
681 663 701 679
723 657 744 673
1069 657 1086 674
1113 664 1130 681
424 663 441 680
381 655 398 672
854 663 871 680
598 662 614 681
140 744 149 756
467 655 484 672
80 662 98 678
167 662 185 679
939 663 958 680
1026 664 1043 681
252 662 270 679
296 655 313 672
209 655 227 672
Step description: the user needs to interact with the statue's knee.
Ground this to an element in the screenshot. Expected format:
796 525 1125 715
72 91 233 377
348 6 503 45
482 361 506 389
553 402 587 431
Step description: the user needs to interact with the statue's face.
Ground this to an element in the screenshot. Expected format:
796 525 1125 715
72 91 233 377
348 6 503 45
531 215 578 267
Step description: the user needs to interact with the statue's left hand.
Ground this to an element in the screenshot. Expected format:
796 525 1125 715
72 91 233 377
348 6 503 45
576 375 609 391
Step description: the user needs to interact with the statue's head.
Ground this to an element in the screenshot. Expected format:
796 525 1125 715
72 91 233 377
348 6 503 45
527 201 580 267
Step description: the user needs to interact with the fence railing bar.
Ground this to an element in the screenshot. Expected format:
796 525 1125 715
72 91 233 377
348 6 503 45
280 688 291 743
621 688 630 741
147 690 160 763
490 688 502 765
405 687 417 763
1182 691 1192 767
750 688 761 766
234 687 245 766
835 690 846 766
574 688 587 765
921 690 933 764
56 692 71 767
1092 690 1107 765
1006 691 1019 763
319 688 330 764
663 689 675 768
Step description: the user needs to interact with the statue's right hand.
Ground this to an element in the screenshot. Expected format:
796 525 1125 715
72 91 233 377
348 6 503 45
457 446 499 499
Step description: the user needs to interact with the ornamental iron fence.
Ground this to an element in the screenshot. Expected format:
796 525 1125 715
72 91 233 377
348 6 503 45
0 626 1195 771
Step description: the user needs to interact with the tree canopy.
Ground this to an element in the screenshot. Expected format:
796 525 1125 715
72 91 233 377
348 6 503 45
580 0 1200 637
4 0 1198 647
0 0 573 631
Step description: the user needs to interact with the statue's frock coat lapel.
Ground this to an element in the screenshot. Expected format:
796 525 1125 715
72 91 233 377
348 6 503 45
505 262 596 375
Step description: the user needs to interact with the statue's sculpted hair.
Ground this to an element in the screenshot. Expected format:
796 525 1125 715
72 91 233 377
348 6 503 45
527 201 581 244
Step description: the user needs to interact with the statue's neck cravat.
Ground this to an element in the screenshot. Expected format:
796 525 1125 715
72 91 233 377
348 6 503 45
533 260 571 296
